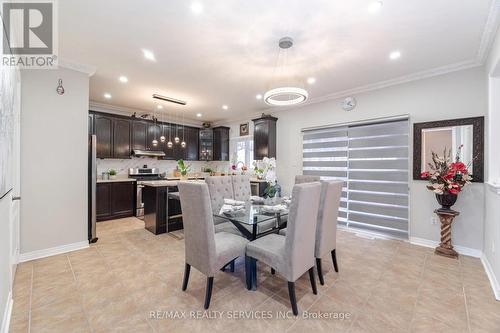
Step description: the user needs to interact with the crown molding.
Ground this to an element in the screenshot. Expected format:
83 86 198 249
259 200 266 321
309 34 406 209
477 0 500 64
89 101 203 127
58 59 96 76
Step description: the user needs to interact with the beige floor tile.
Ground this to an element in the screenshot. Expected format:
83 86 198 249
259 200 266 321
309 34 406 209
30 295 85 331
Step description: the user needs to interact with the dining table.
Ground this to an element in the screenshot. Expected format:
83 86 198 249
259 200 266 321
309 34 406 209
213 198 290 241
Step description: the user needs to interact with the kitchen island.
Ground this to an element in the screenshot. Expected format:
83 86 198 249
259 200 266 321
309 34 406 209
142 179 204 235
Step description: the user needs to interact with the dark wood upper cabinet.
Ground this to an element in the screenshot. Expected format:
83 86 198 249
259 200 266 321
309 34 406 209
132 121 148 151
213 126 230 161
112 118 131 159
185 127 199 161
95 115 113 158
146 123 162 151
253 116 277 160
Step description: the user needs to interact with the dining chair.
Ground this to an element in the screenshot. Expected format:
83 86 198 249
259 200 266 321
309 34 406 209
279 180 343 285
245 182 322 315
205 176 241 234
177 181 249 309
295 175 320 184
231 174 252 201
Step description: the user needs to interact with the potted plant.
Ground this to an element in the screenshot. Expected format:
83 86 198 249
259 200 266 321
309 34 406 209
420 145 473 211
177 159 191 180
108 169 117 180
257 157 279 200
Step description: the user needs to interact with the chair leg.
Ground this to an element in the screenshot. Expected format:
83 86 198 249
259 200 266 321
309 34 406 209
271 268 275 275
331 249 339 273
204 277 214 309
308 267 318 295
182 263 191 291
230 260 235 272
245 256 252 290
316 258 324 286
287 281 298 316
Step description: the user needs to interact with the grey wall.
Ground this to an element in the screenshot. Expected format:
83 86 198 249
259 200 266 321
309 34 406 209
20 68 90 254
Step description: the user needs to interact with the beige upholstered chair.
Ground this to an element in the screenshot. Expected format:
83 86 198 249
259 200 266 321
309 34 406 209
295 175 321 184
279 180 343 285
206 175 275 236
231 175 252 201
178 181 249 309
246 182 322 315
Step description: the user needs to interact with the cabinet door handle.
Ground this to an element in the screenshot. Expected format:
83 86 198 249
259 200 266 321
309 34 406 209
12 196 21 201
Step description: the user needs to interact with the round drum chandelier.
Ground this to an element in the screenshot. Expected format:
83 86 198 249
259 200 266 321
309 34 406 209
264 37 308 107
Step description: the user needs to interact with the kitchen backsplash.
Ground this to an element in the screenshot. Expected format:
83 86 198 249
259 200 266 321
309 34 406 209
96 157 231 176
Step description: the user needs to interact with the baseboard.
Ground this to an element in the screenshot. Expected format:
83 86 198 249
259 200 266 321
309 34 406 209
0 293 13 333
19 241 89 262
481 254 500 301
409 237 482 258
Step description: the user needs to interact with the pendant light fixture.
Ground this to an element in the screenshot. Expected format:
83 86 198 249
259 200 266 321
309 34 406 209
181 109 186 148
159 105 166 143
174 107 180 144
264 37 308 106
167 111 173 148
151 104 158 147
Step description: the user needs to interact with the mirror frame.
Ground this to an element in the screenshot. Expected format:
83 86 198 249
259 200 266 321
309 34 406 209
413 116 484 182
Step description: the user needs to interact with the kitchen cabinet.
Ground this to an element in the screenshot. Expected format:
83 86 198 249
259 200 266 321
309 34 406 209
132 120 148 151
213 126 229 161
184 127 199 161
253 115 277 160
95 114 113 158
96 181 136 221
172 125 185 160
199 128 213 161
113 118 131 158
95 114 131 159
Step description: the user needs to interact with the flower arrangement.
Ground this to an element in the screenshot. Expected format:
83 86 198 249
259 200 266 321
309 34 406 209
420 145 472 195
254 157 278 198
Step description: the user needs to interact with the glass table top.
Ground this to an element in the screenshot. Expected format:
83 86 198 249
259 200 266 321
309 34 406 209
214 199 289 225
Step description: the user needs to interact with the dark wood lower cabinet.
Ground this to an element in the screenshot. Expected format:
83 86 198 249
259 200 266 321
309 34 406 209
96 181 136 221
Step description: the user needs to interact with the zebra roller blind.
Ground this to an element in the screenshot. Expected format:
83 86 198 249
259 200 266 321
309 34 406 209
302 118 409 239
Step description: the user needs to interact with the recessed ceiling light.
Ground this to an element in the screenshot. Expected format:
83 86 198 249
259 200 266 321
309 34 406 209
103 93 112 99
190 2 203 14
368 1 383 13
196 113 202 118
222 105 228 110
157 105 163 109
142 49 156 61
256 94 262 100
389 51 401 60
118 76 128 83
307 77 316 84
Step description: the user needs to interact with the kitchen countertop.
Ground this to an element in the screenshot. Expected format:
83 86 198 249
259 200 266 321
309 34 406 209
141 179 205 187
97 178 136 183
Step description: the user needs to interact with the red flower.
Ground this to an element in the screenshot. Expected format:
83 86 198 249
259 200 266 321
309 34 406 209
421 171 430 179
450 162 468 174
449 188 460 195
445 170 456 180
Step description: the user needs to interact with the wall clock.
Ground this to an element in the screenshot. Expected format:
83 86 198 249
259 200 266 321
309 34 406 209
342 96 357 111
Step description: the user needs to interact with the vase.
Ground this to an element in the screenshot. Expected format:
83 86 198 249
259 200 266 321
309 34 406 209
180 174 188 180
435 192 458 211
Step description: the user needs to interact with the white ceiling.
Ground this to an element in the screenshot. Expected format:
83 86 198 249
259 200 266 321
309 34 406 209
59 0 496 122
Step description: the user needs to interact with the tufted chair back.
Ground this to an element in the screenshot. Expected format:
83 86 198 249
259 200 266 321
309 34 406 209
231 175 252 202
295 175 321 184
205 176 235 214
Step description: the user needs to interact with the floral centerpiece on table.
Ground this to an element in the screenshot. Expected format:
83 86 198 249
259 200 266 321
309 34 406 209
420 145 472 210
254 157 279 198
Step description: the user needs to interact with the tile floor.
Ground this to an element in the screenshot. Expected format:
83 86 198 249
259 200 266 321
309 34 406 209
9 217 500 333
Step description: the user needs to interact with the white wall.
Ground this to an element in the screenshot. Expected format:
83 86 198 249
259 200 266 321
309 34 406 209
484 24 500 299
221 67 487 251
20 68 90 255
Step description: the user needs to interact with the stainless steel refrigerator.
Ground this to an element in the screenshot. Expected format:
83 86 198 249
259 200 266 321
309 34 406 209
88 135 98 243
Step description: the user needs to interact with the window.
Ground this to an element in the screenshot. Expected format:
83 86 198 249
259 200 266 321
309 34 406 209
231 136 254 168
302 118 409 239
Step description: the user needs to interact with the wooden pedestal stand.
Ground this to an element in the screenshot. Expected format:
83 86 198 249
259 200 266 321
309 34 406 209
434 209 459 259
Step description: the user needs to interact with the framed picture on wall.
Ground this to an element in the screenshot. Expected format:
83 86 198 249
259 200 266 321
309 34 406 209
240 122 249 136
